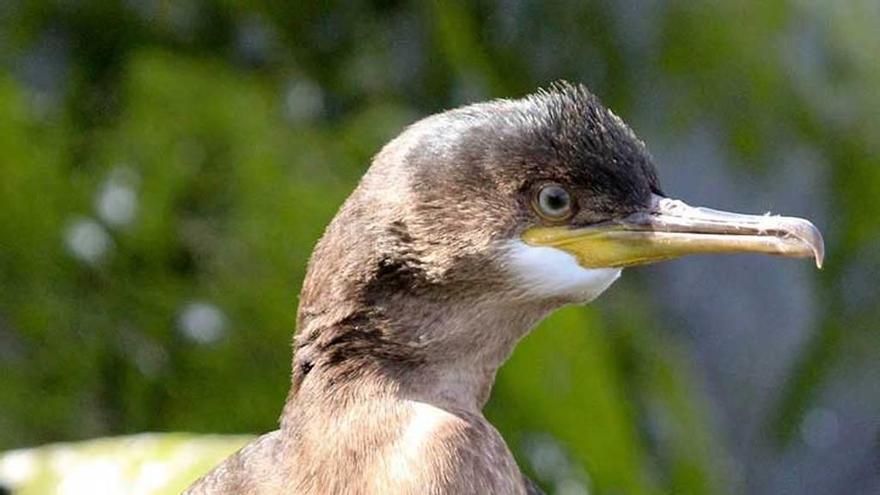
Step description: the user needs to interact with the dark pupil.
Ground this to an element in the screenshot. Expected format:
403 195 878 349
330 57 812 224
545 189 567 211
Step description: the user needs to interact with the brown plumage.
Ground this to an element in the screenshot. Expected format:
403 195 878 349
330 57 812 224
185 82 822 494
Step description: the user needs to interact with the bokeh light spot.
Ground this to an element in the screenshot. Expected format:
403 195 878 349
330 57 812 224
64 217 112 265
178 302 228 345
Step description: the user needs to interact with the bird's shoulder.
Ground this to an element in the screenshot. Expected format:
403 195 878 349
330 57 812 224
184 430 286 495
372 402 531 494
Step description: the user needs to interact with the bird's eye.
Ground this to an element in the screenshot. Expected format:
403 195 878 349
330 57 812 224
533 184 573 221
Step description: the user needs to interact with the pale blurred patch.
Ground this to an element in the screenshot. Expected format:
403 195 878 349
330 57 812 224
0 434 251 495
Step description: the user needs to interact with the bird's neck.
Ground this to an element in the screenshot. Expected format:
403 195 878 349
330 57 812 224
283 297 554 423
275 298 548 494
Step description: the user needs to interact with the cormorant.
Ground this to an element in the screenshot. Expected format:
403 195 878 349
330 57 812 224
186 83 823 494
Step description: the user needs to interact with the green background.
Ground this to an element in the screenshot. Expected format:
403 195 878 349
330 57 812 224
1 1 878 494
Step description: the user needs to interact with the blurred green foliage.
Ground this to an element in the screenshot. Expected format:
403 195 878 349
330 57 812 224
0 434 251 495
1 1 878 494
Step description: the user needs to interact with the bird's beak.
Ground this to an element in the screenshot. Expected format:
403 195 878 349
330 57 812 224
522 195 825 269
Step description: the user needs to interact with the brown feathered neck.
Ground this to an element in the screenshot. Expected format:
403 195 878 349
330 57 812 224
284 157 556 419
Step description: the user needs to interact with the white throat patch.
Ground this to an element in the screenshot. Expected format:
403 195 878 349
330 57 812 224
504 240 621 303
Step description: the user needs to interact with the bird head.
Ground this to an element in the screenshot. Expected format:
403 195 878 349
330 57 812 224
293 83 823 393
312 83 822 306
